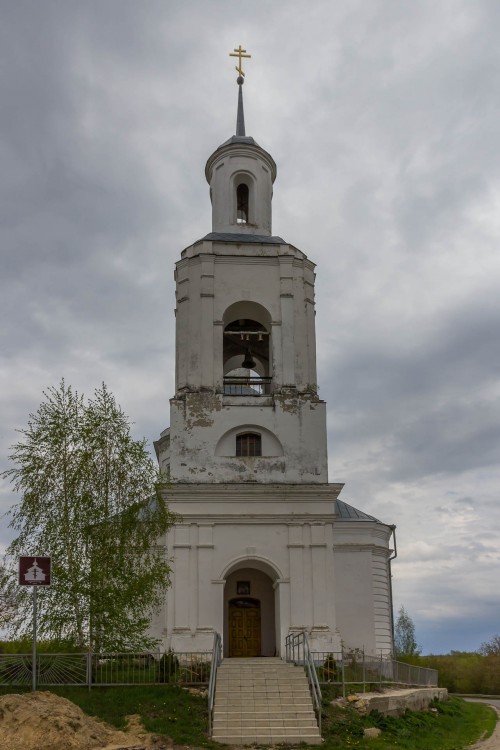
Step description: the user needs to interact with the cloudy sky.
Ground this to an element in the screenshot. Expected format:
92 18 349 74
1 0 499 655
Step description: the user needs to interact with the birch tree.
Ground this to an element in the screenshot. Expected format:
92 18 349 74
1 380 174 651
394 605 421 658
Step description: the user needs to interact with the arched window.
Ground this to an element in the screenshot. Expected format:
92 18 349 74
236 432 262 457
236 183 249 224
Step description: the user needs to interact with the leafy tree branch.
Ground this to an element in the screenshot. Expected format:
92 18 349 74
1 380 176 651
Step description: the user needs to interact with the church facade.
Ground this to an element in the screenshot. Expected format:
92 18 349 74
152 67 396 659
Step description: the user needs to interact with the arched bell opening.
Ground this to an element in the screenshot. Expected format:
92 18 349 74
232 173 255 227
223 302 271 396
236 183 249 224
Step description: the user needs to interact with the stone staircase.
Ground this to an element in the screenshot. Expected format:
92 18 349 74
211 657 322 745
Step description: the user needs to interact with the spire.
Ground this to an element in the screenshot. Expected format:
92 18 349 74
229 45 251 137
236 76 246 136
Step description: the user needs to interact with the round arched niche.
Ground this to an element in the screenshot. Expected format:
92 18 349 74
215 424 284 457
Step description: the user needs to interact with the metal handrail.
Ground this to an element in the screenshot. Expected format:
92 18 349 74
285 631 322 735
207 632 222 736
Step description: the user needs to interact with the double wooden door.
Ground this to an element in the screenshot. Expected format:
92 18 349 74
228 599 261 657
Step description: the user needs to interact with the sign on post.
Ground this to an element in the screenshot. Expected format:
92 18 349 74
19 556 51 586
18 556 51 691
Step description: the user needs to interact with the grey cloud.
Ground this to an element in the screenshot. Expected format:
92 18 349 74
323 292 500 481
1 0 500 653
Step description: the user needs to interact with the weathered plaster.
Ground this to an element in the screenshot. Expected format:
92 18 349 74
151 120 395 659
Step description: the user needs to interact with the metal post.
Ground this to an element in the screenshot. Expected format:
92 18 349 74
362 649 366 693
341 647 346 698
32 586 37 691
87 650 92 691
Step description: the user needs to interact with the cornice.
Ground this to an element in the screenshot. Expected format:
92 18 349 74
205 141 277 183
160 482 344 502
333 543 391 554
168 514 338 524
177 241 315 269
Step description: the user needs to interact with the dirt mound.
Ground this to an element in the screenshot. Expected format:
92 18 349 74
0 692 163 750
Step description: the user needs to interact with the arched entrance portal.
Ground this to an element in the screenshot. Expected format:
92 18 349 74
224 566 276 657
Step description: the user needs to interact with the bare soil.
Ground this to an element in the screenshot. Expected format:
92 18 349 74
0 691 171 750
469 707 500 750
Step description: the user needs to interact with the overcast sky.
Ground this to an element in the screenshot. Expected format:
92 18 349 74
1 0 499 655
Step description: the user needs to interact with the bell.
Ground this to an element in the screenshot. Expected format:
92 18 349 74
241 347 256 369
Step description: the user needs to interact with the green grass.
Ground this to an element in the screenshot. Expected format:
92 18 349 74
320 692 497 749
0 686 496 749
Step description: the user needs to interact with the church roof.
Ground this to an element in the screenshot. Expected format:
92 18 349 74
202 232 285 244
220 135 259 148
335 498 381 522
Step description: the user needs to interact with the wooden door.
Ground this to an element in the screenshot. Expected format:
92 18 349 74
228 600 261 657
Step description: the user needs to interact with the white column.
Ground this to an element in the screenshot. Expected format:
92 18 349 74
197 525 214 629
189 524 198 634
271 321 283 387
213 321 224 390
288 525 305 628
280 256 295 386
200 255 215 388
274 578 290 656
311 524 328 626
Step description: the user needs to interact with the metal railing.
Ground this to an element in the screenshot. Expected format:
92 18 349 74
285 631 322 735
0 653 88 687
207 632 222 736
0 646 438 693
0 650 213 688
223 376 272 395
311 649 438 695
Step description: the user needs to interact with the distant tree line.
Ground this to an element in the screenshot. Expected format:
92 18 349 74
394 607 500 695
402 648 500 695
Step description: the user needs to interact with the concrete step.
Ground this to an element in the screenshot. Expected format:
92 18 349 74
217 685 309 698
214 720 319 729
215 696 311 712
213 704 316 719
214 717 318 732
212 732 323 745
211 658 322 744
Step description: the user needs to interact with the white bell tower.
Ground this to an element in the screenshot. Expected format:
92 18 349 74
153 52 395 659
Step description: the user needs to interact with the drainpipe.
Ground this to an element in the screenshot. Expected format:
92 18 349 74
388 525 397 655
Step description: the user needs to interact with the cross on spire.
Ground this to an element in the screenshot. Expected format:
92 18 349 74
229 45 251 78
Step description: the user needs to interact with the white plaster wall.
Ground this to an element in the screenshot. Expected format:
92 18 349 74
333 547 376 653
372 548 394 654
149 485 393 657
168 393 327 483
205 142 276 235
175 244 318 393
332 522 394 656
150 125 398 662
154 484 347 655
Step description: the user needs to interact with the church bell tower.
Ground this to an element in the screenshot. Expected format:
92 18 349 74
153 49 395 658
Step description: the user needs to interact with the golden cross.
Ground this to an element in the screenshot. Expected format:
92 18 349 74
229 45 251 77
